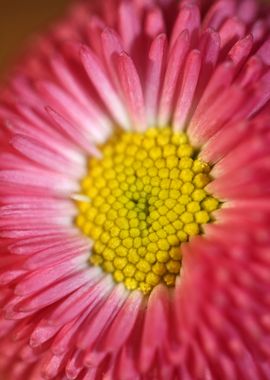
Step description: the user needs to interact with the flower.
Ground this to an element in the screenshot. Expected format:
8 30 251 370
0 0 270 379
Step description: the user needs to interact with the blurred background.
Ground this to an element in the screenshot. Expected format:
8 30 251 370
0 0 71 79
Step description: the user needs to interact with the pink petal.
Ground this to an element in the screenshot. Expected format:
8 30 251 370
117 52 146 131
80 46 129 129
170 5 200 49
145 34 167 125
173 49 202 131
158 30 190 125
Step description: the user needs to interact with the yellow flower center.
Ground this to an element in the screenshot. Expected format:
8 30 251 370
75 127 219 294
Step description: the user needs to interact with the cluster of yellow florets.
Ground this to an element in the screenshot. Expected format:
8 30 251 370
76 127 219 294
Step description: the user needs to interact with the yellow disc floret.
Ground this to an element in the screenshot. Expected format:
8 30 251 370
75 127 220 295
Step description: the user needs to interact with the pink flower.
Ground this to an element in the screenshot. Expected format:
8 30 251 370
0 0 270 379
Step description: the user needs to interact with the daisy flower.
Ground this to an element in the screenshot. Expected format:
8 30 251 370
0 0 270 379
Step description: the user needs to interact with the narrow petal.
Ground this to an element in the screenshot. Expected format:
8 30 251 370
80 46 129 129
173 49 202 131
145 34 167 125
117 52 146 131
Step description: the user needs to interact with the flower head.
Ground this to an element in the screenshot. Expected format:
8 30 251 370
0 0 270 379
